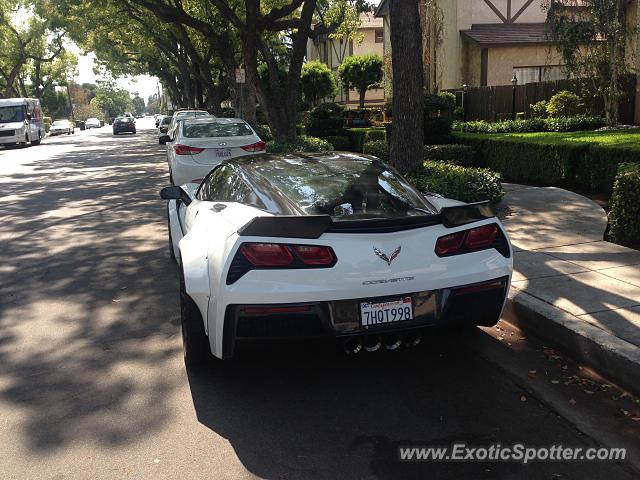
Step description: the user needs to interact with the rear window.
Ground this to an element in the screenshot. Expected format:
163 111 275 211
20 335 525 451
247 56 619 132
183 122 253 138
249 156 434 219
161 117 171 125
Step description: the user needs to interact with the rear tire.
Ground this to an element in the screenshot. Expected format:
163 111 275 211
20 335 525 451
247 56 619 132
19 134 29 148
179 263 214 368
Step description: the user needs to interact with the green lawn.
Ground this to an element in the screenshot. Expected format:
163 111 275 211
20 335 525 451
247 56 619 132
454 129 640 151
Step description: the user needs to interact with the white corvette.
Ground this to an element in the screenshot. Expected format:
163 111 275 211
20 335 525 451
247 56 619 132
161 152 513 367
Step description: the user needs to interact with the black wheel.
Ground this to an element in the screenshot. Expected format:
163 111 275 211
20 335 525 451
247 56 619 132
19 134 29 148
179 262 214 368
31 131 41 145
167 208 177 263
132 129 136 134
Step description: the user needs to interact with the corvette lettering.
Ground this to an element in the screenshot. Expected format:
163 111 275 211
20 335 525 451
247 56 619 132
362 276 414 286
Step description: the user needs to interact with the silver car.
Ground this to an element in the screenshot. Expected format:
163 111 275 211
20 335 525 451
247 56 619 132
167 117 265 185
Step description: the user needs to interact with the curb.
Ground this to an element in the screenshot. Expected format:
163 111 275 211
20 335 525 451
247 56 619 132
503 288 640 396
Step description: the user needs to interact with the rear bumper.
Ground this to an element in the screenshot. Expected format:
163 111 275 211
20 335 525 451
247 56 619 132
113 125 135 132
221 276 509 356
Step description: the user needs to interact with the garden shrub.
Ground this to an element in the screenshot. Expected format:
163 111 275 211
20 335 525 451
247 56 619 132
43 116 52 133
546 90 582 117
323 135 352 151
607 163 640 249
221 107 236 117
306 102 345 137
253 124 273 141
405 161 504 203
266 135 333 153
530 100 548 118
424 144 475 166
453 116 604 134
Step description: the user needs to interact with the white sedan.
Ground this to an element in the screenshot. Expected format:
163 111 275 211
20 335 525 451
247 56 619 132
49 119 74 135
166 117 265 185
160 152 513 368
85 117 101 129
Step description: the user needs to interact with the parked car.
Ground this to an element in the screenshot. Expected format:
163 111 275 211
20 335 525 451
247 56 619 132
49 119 74 135
158 116 172 144
166 109 212 143
155 114 163 128
160 153 513 367
165 117 265 185
112 116 136 135
0 97 45 147
85 118 101 129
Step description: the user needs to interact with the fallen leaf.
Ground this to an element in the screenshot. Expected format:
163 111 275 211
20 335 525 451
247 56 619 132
520 395 527 402
584 390 595 395
569 399 577 406
631 417 640 422
551 380 560 384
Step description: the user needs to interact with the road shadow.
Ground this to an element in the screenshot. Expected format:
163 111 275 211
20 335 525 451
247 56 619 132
0 129 180 452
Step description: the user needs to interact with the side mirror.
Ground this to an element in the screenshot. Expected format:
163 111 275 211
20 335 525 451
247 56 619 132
160 185 192 206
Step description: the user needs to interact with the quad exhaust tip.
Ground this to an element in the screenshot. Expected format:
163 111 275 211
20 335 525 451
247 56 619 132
342 332 422 355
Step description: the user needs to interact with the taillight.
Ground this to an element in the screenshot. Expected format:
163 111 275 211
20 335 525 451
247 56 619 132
292 245 335 265
174 144 205 155
240 243 293 266
464 224 497 249
435 232 465 256
435 223 505 257
241 141 266 152
190 178 204 184
227 242 337 284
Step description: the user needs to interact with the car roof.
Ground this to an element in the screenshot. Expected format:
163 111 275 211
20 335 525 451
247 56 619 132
182 117 248 125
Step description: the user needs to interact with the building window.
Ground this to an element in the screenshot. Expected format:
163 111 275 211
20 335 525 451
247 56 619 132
513 65 566 84
375 29 384 43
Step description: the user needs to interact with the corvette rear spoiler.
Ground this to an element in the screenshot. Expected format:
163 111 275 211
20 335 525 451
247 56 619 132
237 202 495 239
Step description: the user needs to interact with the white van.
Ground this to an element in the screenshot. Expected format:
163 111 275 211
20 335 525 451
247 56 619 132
0 98 45 147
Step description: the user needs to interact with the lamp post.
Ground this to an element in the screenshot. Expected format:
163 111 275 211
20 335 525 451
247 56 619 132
511 73 518 121
461 83 468 121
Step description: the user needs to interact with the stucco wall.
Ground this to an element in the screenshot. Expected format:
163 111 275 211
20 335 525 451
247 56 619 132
487 46 564 86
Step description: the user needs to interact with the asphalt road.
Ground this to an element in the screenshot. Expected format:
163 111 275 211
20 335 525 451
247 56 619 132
0 119 638 480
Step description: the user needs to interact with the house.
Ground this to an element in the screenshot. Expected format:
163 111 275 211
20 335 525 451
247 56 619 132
375 0 566 90
306 12 386 107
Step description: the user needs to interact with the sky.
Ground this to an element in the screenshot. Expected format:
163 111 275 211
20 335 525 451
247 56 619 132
75 50 160 101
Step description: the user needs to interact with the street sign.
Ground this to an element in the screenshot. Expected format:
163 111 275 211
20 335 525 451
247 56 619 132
235 68 246 84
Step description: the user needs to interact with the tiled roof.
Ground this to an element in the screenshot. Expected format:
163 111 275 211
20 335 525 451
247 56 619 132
461 23 554 46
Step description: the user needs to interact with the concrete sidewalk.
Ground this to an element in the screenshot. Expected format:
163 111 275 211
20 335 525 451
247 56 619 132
499 184 640 394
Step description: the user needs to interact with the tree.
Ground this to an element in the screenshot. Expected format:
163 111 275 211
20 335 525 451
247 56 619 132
545 0 631 125
132 95 145 115
338 53 382 108
300 61 337 107
93 78 133 120
389 0 424 172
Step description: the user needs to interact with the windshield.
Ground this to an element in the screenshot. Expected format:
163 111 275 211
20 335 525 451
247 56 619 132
51 120 69 126
183 122 253 138
247 155 434 219
161 117 171 125
0 106 25 123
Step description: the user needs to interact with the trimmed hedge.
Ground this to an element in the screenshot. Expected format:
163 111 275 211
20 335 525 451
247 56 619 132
266 136 333 153
363 140 389 161
607 163 640 249
456 132 640 192
361 141 502 203
306 102 345 137
453 116 606 134
363 141 475 167
347 127 386 152
424 144 475 166
406 162 504 203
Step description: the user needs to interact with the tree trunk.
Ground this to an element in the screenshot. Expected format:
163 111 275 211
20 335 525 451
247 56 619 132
389 0 424 172
359 89 366 108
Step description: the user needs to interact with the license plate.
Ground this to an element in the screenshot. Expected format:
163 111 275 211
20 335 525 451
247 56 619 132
215 148 232 158
360 297 413 327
